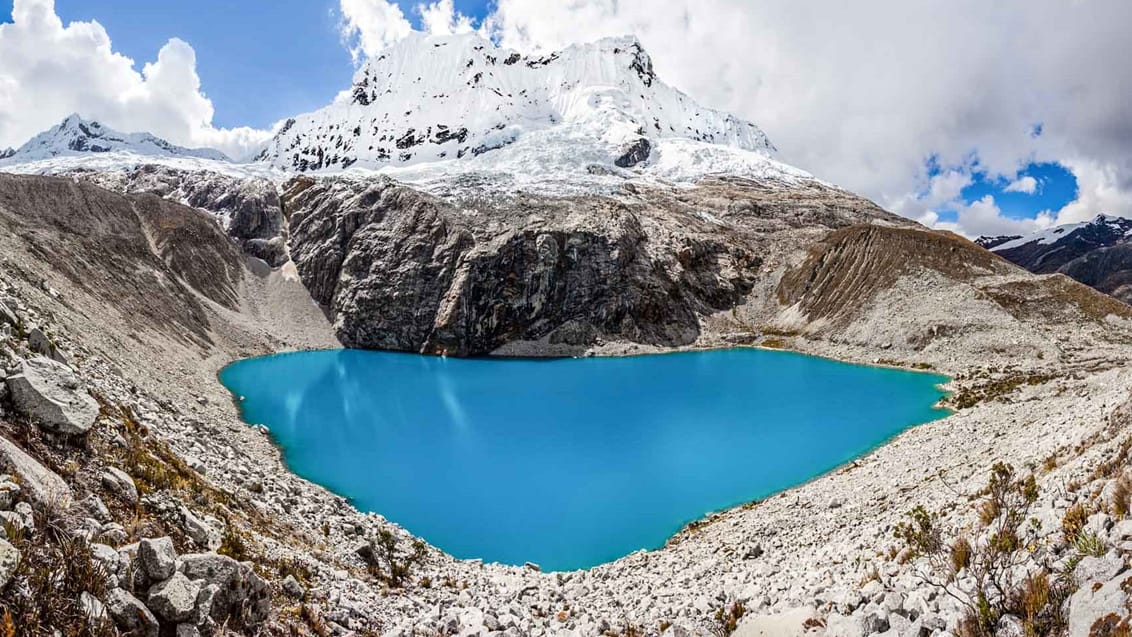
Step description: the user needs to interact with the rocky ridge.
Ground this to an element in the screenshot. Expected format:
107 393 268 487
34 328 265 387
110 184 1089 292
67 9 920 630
980 214 1132 305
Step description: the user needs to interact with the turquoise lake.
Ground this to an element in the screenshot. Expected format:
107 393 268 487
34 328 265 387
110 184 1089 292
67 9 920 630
219 348 948 571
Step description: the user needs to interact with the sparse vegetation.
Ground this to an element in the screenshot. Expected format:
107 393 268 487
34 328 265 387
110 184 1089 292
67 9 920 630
1062 502 1090 544
709 601 746 636
1093 438 1132 481
361 529 427 588
947 371 1057 410
895 463 1075 637
219 520 251 561
1112 472 1131 517
0 503 115 636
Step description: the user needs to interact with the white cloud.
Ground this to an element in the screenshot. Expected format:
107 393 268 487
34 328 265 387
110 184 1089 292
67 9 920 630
1053 158 1132 224
0 0 271 160
339 0 413 62
922 196 1053 239
1004 176 1038 194
481 0 1132 238
417 0 475 36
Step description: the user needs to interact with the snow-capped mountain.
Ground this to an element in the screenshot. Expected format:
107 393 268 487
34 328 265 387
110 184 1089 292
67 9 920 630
977 214 1132 305
256 33 775 174
983 214 1132 273
0 115 229 164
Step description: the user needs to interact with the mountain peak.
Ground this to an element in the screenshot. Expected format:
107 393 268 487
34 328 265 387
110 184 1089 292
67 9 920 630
255 33 775 175
1 115 229 165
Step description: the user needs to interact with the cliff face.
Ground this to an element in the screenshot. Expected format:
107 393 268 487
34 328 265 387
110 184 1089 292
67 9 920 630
70 165 289 267
285 177 802 355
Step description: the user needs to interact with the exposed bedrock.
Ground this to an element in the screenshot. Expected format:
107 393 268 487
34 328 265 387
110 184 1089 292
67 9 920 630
68 165 289 267
283 176 873 356
1058 243 1132 305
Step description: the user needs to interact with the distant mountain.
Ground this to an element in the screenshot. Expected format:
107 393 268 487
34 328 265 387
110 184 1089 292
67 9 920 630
0 115 229 164
255 33 775 174
980 214 1132 304
974 235 1021 250
985 214 1132 272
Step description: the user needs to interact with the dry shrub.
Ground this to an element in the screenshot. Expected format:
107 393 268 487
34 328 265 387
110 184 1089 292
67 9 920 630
895 463 1071 637
950 536 972 575
710 601 746 636
1062 503 1090 544
0 507 115 636
1112 473 1132 518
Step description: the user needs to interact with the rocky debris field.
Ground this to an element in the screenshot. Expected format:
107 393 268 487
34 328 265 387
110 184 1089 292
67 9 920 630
0 169 1131 636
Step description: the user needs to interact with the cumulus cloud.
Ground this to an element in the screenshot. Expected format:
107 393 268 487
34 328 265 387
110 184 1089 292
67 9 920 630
1053 159 1132 224
1004 176 1039 194
480 0 1132 238
339 0 413 62
417 0 475 36
0 0 271 160
339 0 477 57
919 197 1054 240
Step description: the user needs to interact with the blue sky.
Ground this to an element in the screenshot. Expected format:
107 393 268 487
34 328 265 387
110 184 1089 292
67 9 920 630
927 161 1079 229
16 0 493 129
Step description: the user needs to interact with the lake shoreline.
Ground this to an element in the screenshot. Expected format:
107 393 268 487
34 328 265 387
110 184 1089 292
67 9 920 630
218 346 950 573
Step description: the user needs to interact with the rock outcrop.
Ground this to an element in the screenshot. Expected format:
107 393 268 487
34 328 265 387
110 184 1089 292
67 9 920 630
0 434 73 506
1058 242 1132 304
0 173 245 346
71 165 289 266
285 175 906 356
5 356 98 435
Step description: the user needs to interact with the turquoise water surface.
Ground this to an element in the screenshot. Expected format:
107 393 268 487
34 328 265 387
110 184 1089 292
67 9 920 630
219 348 948 571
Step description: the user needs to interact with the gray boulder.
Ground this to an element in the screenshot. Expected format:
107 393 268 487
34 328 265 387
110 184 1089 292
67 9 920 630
0 478 20 510
1073 551 1124 586
78 493 112 523
89 542 121 582
139 536 177 581
996 614 1026 637
102 467 139 504
147 571 200 623
106 587 159 637
5 357 97 435
282 574 306 599
116 542 148 591
0 301 17 327
1068 570 1132 637
180 506 220 549
26 327 64 363
0 434 72 506
0 538 19 587
179 552 270 625
80 591 109 625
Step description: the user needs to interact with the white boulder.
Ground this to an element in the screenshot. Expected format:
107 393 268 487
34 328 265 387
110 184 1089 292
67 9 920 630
5 357 97 435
